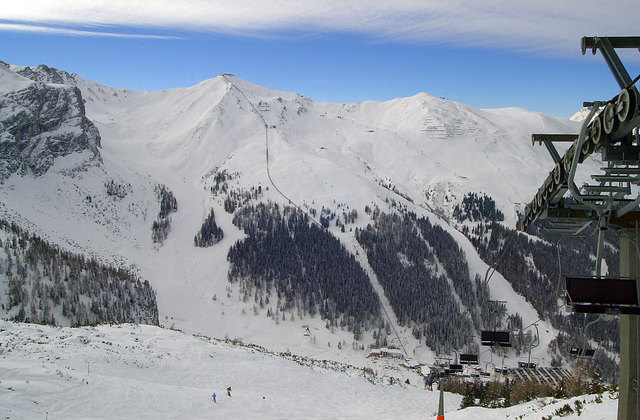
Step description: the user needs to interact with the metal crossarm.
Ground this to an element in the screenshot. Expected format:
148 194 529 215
519 37 640 235
582 36 640 52
581 37 640 88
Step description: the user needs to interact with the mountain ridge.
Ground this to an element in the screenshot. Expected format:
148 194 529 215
0 62 616 377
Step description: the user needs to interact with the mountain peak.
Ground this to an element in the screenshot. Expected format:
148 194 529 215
15 63 77 86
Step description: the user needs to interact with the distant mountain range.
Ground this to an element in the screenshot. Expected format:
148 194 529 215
0 62 619 379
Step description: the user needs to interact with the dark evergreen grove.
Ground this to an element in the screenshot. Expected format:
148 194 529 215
194 208 224 247
104 179 131 200
208 169 265 214
414 214 478 320
223 185 264 214
227 202 380 337
453 192 505 223
355 211 477 354
151 184 177 244
0 219 158 327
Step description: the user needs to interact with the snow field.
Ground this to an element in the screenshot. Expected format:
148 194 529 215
0 321 618 419
0 321 461 419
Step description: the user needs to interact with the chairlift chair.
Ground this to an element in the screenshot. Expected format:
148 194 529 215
565 276 640 314
494 367 509 375
518 361 537 369
459 353 479 365
570 347 596 358
569 313 602 359
448 363 463 372
481 330 511 347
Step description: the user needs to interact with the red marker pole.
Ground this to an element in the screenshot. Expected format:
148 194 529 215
436 381 444 420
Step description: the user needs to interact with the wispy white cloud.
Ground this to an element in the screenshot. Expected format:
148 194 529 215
0 22 181 39
2 1 638 55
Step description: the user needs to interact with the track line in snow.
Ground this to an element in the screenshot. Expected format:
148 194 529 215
222 74 323 229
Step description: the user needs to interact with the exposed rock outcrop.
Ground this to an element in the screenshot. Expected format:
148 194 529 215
0 71 101 180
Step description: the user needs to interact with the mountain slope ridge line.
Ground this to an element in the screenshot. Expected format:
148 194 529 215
221 74 322 229
221 74 410 357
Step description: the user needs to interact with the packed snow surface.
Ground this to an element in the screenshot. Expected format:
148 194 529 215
0 321 460 419
0 321 617 419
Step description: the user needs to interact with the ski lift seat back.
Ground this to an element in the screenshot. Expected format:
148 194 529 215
481 330 511 347
460 353 479 364
565 276 640 314
570 347 596 358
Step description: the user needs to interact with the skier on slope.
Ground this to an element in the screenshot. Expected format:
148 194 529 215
212 393 216 403
227 386 232 397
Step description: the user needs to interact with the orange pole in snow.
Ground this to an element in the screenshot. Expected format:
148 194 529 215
436 383 444 420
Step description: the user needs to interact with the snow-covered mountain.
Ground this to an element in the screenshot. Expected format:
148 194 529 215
0 61 613 379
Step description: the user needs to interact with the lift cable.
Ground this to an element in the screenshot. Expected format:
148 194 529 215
482 228 519 287
624 72 640 91
221 75 324 230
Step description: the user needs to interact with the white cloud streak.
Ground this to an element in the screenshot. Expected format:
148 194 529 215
2 1 639 55
0 22 181 39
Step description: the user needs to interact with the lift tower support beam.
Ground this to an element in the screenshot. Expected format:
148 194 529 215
585 36 640 420
619 228 639 420
582 37 640 88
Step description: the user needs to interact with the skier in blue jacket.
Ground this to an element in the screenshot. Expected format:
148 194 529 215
212 393 216 403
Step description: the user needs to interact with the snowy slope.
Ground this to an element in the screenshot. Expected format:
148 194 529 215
76 73 585 227
448 394 617 420
0 64 32 94
0 63 600 370
0 321 459 419
0 321 616 420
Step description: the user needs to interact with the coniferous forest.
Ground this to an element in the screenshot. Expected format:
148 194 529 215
0 176 622 382
227 202 380 338
356 211 476 354
151 184 177 244
0 219 158 326
194 208 224 247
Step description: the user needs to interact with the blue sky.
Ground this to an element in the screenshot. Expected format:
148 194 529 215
1 1 639 118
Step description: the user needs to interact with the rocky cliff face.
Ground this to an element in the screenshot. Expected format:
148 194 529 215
16 64 77 85
0 64 101 181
